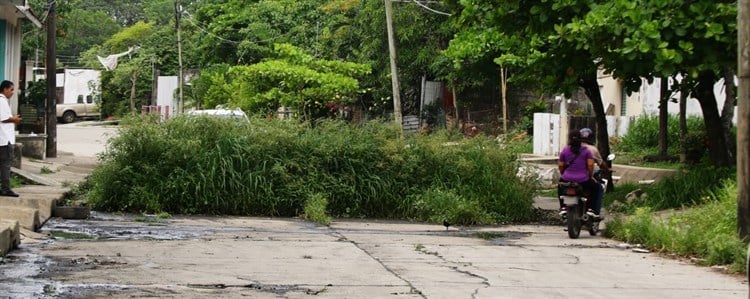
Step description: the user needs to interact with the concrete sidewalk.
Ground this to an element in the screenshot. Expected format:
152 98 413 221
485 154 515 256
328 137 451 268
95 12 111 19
520 154 679 185
0 152 97 255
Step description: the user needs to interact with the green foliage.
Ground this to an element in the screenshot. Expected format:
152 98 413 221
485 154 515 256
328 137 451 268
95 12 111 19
87 117 537 224
104 21 154 51
411 187 493 226
619 114 705 152
606 180 746 274
213 44 370 118
303 193 332 225
640 165 734 210
610 163 734 213
56 9 122 64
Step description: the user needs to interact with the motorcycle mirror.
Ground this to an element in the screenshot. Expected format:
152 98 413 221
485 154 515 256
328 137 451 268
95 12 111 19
607 154 616 161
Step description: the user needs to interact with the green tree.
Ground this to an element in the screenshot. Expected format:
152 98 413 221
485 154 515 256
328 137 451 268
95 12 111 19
449 0 613 157
74 0 147 26
207 44 370 120
347 0 455 116
79 22 156 116
56 9 121 64
188 0 327 66
565 0 737 166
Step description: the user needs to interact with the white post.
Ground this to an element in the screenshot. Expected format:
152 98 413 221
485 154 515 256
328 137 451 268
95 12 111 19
558 95 568 155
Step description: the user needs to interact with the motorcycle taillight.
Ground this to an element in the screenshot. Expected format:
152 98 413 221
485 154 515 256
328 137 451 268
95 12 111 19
565 188 577 196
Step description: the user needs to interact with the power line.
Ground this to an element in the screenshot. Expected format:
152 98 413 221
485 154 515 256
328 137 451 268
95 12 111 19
182 11 293 45
407 0 451 16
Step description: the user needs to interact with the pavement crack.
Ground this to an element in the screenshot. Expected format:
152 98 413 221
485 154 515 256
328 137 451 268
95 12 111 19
415 246 490 298
185 282 329 295
329 231 426 298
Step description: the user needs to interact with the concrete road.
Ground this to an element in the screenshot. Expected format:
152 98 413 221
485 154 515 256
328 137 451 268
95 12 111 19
0 121 745 298
55 121 118 157
2 216 744 298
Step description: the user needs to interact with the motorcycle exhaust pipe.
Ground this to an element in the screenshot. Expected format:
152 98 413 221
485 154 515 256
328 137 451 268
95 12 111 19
581 214 590 222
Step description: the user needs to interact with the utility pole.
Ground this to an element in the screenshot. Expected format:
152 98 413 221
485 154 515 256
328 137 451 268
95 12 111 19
737 0 750 239
500 66 508 133
45 0 57 158
175 0 184 114
384 0 402 132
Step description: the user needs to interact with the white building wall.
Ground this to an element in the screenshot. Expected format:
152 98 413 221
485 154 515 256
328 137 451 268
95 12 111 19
597 71 620 116
638 77 737 123
599 74 738 123
2 14 22 113
59 69 100 104
156 76 178 118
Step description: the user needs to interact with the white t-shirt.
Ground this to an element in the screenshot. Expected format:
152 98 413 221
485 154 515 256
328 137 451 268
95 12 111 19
0 95 15 145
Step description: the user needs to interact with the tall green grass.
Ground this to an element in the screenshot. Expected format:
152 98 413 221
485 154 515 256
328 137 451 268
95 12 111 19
621 164 735 211
87 116 537 224
619 114 705 153
605 180 747 274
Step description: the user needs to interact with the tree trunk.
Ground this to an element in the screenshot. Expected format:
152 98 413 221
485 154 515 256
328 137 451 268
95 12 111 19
130 71 138 113
500 67 508 133
738 0 750 241
721 67 737 154
580 74 613 191
659 77 669 158
693 71 733 167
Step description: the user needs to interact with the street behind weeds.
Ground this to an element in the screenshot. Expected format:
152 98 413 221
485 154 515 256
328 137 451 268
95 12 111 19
86 116 537 225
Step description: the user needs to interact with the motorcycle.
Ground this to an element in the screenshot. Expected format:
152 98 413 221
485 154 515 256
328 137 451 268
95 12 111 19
559 154 615 239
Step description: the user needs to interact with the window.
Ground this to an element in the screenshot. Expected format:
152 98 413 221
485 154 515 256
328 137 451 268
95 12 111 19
86 95 93 104
77 95 84 104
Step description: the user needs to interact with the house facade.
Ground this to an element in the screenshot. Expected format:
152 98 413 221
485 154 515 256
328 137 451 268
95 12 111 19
533 70 736 156
1 0 41 112
598 70 735 122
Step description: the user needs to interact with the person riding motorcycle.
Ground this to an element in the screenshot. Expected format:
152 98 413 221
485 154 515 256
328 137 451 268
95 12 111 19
558 130 600 218
579 128 607 217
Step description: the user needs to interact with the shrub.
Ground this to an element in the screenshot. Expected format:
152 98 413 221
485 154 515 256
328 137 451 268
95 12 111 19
606 180 747 274
641 164 734 210
87 116 537 224
303 193 331 225
619 114 705 153
410 187 493 225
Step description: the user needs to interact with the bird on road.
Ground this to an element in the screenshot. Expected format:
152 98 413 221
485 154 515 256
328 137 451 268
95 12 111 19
443 220 451 231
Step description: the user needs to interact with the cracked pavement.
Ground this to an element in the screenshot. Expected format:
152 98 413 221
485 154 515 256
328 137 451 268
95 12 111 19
0 213 746 298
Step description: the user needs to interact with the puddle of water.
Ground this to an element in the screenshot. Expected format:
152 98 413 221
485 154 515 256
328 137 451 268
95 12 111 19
0 245 57 298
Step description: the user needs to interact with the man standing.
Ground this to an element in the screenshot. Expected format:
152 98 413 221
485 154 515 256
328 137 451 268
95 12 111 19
0 81 21 197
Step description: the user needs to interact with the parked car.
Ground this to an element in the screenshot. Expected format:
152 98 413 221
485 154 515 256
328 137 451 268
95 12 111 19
56 95 101 124
185 108 248 120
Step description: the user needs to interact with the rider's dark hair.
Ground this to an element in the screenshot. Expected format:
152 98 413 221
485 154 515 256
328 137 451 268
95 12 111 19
568 130 582 154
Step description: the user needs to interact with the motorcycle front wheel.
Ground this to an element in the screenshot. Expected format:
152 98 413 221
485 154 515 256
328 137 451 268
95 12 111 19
567 204 581 239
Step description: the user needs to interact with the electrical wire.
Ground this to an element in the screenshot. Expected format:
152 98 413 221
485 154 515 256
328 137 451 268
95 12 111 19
182 11 293 46
409 0 451 16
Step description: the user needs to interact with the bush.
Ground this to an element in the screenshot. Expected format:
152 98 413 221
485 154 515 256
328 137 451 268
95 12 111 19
410 187 493 225
303 193 331 225
641 164 734 210
619 114 705 153
87 116 537 224
606 180 747 274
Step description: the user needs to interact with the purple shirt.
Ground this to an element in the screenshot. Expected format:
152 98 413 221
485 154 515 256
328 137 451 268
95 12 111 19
559 146 592 182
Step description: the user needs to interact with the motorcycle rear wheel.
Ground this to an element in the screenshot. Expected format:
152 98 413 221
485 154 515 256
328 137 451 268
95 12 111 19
567 204 581 239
